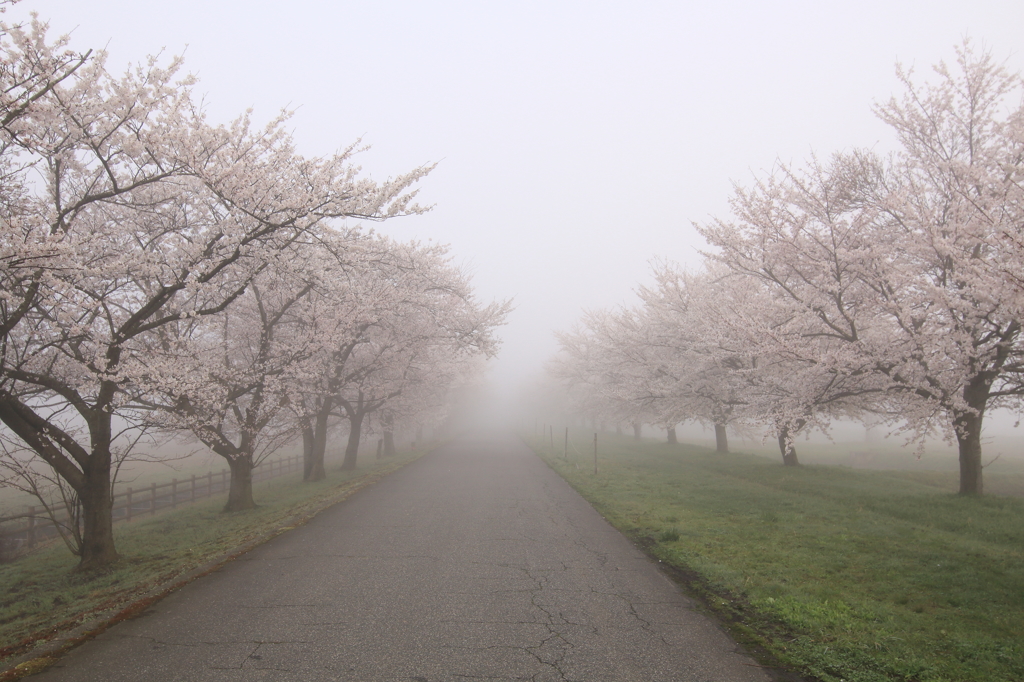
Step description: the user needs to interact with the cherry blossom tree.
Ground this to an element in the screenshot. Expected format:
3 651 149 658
134 238 330 511
636 265 754 453
695 268 885 465
554 264 881 463
699 44 1024 491
284 234 412 482
291 237 507 478
330 241 506 471
0 31 202 569
0 19 430 567
551 308 650 437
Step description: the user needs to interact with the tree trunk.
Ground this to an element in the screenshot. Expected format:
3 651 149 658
376 438 384 459
76 410 119 571
302 424 315 480
224 455 256 512
415 425 423 446
632 422 642 440
955 419 984 495
667 426 677 444
778 425 800 467
305 405 330 482
615 423 622 435
342 412 364 471
307 411 327 481
383 430 396 457
77 464 119 571
714 423 729 453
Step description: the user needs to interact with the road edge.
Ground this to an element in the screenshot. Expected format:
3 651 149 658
0 452 429 681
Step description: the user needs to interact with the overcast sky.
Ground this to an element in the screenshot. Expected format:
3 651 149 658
10 0 1024 396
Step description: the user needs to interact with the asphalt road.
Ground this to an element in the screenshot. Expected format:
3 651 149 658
32 434 772 682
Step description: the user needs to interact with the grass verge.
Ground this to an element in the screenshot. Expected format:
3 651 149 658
530 432 1024 682
0 450 423 677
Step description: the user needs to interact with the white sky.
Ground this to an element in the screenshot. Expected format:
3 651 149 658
10 0 1024 396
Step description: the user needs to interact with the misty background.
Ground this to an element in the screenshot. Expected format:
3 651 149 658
11 0 1024 441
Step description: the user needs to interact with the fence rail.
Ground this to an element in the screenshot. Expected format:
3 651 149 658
0 453 303 562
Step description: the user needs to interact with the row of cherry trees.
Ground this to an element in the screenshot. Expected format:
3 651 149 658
551 43 1024 496
0 14 507 569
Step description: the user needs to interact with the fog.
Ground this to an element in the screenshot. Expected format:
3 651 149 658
10 1 1020 393
8 1 1024 440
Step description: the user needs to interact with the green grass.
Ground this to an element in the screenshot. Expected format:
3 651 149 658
530 432 1024 682
0 451 421 664
722 435 1024 498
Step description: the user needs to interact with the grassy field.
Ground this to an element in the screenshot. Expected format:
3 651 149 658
0 450 422 672
529 432 1024 682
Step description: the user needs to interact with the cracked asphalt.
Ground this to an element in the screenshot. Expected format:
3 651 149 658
30 434 772 681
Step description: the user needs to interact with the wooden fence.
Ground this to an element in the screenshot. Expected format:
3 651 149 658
0 453 302 561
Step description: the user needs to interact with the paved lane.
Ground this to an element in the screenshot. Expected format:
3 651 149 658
33 434 771 681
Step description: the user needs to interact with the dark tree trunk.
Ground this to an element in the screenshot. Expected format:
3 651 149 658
778 424 800 467
383 430 396 457
305 403 331 482
342 412 364 471
952 376 991 495
632 422 642 440
224 455 256 511
77 462 119 571
667 426 677 444
376 438 384 459
76 411 118 570
302 424 315 480
714 423 729 453
955 414 984 495
0 396 123 571
307 405 327 481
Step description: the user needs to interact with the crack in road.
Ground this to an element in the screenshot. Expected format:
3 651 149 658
520 567 576 682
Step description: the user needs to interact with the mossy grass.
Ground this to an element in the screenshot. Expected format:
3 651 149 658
0 451 421 664
531 432 1024 682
